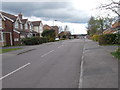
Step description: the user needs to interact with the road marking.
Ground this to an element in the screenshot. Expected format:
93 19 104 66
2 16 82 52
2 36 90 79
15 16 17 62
78 42 85 88
58 45 63 48
41 50 54 57
79 58 84 88
0 63 31 80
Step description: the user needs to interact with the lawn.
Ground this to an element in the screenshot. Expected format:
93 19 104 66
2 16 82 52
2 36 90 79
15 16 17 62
111 48 120 60
0 48 22 54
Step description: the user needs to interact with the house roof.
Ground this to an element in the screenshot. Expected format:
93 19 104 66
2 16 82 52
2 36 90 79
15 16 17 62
51 26 59 30
43 24 52 30
21 19 28 24
31 21 41 26
0 11 17 21
103 29 116 34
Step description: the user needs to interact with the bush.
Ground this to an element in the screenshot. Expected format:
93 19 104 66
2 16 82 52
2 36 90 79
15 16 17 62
92 35 100 42
42 29 56 41
21 37 48 45
99 34 120 45
40 37 48 43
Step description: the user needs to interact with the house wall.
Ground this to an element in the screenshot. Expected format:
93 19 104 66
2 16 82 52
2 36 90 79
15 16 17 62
4 19 14 46
2 20 5 28
33 26 39 33
13 31 21 45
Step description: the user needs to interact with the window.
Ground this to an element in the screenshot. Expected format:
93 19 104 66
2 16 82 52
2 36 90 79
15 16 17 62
0 18 2 29
20 35 25 39
20 24 23 29
14 38 19 41
15 21 19 28
25 23 28 29
30 25 32 30
0 32 4 42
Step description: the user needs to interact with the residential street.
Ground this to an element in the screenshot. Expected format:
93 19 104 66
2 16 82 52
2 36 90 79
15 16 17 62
2 39 118 88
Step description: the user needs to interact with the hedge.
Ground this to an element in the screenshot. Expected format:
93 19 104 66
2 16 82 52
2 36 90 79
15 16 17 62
98 34 120 45
92 35 100 41
21 37 48 45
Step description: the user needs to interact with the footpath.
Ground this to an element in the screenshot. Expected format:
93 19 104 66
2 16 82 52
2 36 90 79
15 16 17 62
82 39 118 88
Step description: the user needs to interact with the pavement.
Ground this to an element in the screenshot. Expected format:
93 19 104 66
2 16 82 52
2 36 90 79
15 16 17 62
1 39 118 88
82 39 118 88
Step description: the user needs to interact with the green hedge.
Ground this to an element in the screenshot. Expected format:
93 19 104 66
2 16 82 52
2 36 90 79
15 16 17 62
98 34 120 45
21 37 48 45
92 35 100 41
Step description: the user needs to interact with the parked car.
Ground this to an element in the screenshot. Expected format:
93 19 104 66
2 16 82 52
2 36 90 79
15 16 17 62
55 37 60 41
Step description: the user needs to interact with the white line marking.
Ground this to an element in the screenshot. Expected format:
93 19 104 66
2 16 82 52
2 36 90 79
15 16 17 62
78 42 85 88
41 50 54 57
79 58 84 88
0 63 31 80
58 45 63 48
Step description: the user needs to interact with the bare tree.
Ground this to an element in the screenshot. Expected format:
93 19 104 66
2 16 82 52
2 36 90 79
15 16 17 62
99 0 120 17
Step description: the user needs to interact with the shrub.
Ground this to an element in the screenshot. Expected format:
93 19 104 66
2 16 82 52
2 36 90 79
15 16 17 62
99 34 120 45
21 37 48 45
42 29 56 41
92 35 100 42
40 37 48 43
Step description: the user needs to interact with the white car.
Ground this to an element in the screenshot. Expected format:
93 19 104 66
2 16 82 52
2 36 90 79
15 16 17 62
55 37 60 40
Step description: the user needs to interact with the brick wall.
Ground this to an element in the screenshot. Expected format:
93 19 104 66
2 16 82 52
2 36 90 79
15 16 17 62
4 20 14 46
13 31 21 45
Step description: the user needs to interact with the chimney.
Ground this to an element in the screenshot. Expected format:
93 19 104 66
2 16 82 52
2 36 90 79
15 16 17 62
18 12 22 19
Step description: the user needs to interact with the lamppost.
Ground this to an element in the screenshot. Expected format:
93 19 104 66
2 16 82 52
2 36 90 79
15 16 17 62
53 20 57 26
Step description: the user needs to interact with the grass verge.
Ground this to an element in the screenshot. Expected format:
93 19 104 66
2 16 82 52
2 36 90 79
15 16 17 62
111 51 120 60
0 48 22 54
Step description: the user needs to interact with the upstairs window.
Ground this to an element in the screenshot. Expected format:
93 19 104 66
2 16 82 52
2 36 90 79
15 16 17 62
0 18 2 29
15 21 19 28
25 23 28 29
30 24 32 30
20 24 23 29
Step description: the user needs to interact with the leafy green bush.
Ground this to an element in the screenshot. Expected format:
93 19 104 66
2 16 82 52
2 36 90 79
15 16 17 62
42 29 56 42
92 35 100 41
40 37 48 43
111 47 120 60
21 37 48 45
99 34 120 45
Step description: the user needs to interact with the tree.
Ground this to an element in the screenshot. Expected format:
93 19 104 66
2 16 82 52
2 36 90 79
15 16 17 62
99 0 120 17
42 29 56 42
87 16 113 35
87 16 98 35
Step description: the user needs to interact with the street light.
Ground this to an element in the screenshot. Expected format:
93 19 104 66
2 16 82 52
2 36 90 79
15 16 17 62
53 20 57 26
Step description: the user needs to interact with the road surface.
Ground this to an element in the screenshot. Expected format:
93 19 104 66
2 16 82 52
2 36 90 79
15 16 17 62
1 39 118 88
2 39 84 88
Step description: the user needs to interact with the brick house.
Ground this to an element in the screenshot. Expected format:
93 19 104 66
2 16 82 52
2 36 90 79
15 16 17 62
0 11 16 46
43 25 59 37
43 24 52 30
112 20 120 31
51 26 59 37
0 11 40 46
103 19 120 34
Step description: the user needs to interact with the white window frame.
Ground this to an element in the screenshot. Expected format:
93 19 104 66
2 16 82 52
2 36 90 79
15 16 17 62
15 21 19 28
14 38 19 41
25 23 28 29
20 24 23 29
0 18 2 29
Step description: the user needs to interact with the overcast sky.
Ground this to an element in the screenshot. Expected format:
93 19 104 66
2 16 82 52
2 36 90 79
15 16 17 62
1 0 118 34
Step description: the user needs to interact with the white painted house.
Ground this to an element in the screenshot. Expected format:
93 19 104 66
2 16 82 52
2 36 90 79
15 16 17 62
31 21 43 37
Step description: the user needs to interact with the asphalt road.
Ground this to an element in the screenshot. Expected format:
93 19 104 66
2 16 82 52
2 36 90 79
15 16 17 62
2 39 85 88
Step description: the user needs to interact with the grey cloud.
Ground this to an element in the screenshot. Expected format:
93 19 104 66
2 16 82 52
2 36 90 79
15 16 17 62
2 2 90 23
